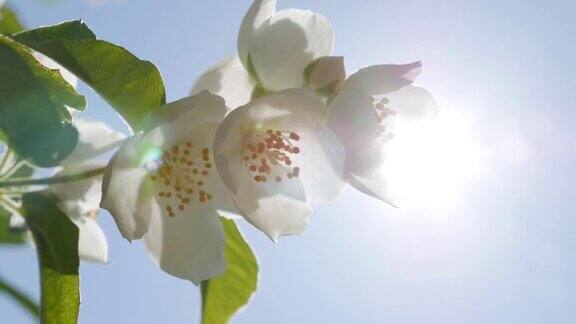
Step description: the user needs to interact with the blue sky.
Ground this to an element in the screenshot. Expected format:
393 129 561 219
1 0 576 323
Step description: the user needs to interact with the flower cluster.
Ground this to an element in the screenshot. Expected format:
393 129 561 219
101 0 439 284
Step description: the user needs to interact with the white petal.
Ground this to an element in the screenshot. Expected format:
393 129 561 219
384 85 439 121
327 87 383 176
304 56 346 93
73 217 108 264
61 118 126 166
143 204 226 284
347 172 401 208
0 0 5 9
292 125 346 204
240 3 334 90
100 134 157 242
343 62 422 96
191 56 254 110
213 150 310 241
144 91 227 131
238 0 277 69
51 166 103 218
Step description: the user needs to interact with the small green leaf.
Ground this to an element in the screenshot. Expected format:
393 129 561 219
0 5 25 35
0 275 40 319
0 34 83 167
14 20 167 132
22 192 80 324
201 218 258 324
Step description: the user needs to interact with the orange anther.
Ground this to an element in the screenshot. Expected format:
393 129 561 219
290 132 300 141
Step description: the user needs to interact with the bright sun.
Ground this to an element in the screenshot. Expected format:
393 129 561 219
385 110 483 209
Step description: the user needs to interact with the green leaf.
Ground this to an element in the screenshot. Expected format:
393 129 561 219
0 275 40 319
14 20 167 132
0 5 25 142
0 6 25 35
201 218 258 324
22 192 80 324
0 34 83 167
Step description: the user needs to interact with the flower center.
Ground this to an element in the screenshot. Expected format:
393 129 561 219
243 128 302 183
372 96 397 142
149 142 214 217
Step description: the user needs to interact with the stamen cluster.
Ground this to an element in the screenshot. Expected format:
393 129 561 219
243 129 302 183
150 142 214 217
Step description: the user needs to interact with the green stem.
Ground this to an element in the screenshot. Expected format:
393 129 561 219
0 167 106 189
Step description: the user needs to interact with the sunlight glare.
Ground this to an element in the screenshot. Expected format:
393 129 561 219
386 110 484 209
